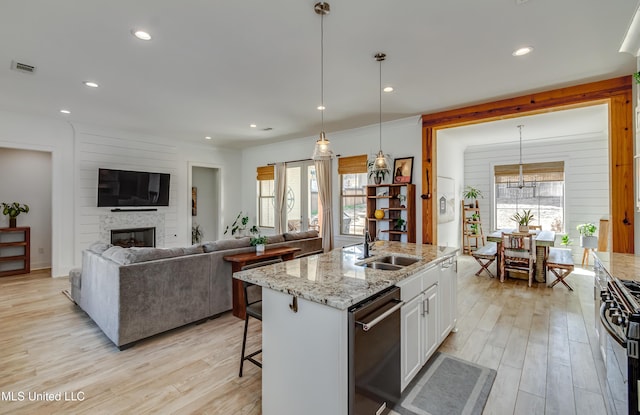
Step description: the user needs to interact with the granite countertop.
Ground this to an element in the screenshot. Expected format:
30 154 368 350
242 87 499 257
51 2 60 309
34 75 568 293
594 251 640 281
232 241 458 310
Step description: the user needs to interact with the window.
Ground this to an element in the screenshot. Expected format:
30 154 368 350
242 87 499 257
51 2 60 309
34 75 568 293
285 161 318 233
257 165 275 228
338 155 368 236
494 161 565 232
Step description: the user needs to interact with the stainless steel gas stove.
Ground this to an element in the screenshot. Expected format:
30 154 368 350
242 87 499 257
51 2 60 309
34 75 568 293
598 273 640 415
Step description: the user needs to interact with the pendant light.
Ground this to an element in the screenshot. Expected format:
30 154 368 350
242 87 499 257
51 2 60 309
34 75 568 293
507 125 537 189
312 2 333 160
373 52 389 171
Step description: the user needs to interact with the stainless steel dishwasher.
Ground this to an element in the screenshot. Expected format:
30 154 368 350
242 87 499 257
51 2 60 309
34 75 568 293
348 286 403 415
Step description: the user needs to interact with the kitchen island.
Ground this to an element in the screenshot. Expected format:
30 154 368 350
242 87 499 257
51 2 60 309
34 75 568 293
233 241 458 415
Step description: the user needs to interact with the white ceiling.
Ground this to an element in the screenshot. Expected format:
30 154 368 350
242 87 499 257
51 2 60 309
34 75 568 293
0 1 636 148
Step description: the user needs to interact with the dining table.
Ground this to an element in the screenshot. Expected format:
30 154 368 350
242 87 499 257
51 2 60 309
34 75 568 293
486 229 556 283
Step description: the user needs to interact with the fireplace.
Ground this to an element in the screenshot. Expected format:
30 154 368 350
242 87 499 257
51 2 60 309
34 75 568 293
111 227 156 248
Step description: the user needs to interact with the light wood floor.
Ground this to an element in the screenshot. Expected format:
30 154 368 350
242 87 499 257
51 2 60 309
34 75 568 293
0 257 606 414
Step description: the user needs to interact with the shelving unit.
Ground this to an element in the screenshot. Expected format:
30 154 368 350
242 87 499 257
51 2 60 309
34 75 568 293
366 183 416 243
461 201 485 254
0 227 30 277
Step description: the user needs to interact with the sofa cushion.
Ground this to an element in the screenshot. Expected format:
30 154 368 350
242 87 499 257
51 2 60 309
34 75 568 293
102 246 186 265
202 237 251 252
266 234 285 244
283 230 319 241
183 244 205 255
87 241 113 254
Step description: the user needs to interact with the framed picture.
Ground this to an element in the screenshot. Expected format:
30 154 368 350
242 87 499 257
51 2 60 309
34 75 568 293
192 187 197 216
437 176 455 223
393 157 414 184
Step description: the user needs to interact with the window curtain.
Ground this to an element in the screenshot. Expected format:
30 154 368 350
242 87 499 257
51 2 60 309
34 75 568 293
314 158 333 252
274 162 287 234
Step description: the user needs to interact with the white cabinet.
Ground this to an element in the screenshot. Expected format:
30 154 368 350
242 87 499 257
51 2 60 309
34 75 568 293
399 255 458 391
422 283 439 360
401 294 423 388
399 265 440 391
439 255 457 341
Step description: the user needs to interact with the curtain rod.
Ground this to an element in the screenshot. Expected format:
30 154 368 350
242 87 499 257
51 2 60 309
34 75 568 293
267 154 341 166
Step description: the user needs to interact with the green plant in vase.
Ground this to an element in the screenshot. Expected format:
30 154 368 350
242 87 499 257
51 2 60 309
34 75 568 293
510 209 535 232
577 222 597 249
2 202 29 228
250 234 268 253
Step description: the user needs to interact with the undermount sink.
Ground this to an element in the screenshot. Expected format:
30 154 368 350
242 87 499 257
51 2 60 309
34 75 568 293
360 262 403 271
374 255 419 267
355 255 419 271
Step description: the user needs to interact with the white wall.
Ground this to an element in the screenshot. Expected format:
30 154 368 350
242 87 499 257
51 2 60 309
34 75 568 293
435 135 466 248
0 148 52 269
241 116 424 246
0 110 74 277
0 110 243 277
463 133 609 263
73 123 242 260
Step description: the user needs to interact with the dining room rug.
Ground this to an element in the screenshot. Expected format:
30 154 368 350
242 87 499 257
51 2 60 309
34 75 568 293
392 352 496 415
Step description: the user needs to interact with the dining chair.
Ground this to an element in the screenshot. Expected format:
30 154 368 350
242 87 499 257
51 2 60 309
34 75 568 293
500 232 535 287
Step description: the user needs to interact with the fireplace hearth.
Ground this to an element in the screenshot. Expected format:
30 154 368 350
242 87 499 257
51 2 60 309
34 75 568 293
111 227 156 248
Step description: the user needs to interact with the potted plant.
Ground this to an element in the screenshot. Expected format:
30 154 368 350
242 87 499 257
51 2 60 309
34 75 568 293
577 223 598 248
560 234 573 246
250 234 268 253
367 158 391 185
394 218 406 231
224 211 250 237
510 209 535 232
462 185 483 207
191 223 203 244
2 202 29 228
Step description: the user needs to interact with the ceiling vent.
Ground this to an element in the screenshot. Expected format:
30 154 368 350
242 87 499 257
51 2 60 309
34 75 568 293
262 127 273 131
11 60 36 74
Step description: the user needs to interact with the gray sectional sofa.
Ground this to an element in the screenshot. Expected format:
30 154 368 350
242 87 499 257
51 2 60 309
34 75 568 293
74 231 323 349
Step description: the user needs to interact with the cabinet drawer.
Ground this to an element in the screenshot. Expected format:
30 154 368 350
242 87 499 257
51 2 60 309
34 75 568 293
421 266 439 290
397 272 422 301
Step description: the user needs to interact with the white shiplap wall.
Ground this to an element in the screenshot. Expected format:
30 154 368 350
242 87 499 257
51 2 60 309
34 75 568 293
464 133 609 264
74 128 180 254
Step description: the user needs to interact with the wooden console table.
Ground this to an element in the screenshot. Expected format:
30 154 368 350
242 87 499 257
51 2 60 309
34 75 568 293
0 227 31 277
224 246 300 319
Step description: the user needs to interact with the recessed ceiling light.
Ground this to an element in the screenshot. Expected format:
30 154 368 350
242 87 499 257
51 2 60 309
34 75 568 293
383 86 394 93
250 124 257 128
60 109 71 114
205 136 212 140
317 105 325 110
83 81 99 88
132 30 152 41
512 46 533 56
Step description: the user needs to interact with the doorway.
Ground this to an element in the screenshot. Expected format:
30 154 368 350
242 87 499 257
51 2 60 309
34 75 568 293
190 165 221 243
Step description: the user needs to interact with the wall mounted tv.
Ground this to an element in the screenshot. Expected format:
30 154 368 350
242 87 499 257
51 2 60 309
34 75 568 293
97 168 170 207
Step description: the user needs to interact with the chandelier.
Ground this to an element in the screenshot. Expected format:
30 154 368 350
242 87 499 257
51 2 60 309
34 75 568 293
311 2 333 160
507 125 537 189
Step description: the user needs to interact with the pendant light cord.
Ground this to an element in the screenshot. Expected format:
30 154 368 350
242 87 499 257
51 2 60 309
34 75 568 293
320 9 324 132
379 56 382 151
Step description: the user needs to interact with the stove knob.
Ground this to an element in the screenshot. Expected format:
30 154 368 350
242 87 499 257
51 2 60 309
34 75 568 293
614 314 627 327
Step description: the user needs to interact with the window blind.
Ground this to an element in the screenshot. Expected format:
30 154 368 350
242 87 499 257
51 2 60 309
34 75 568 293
256 165 274 181
494 161 564 183
337 154 367 175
